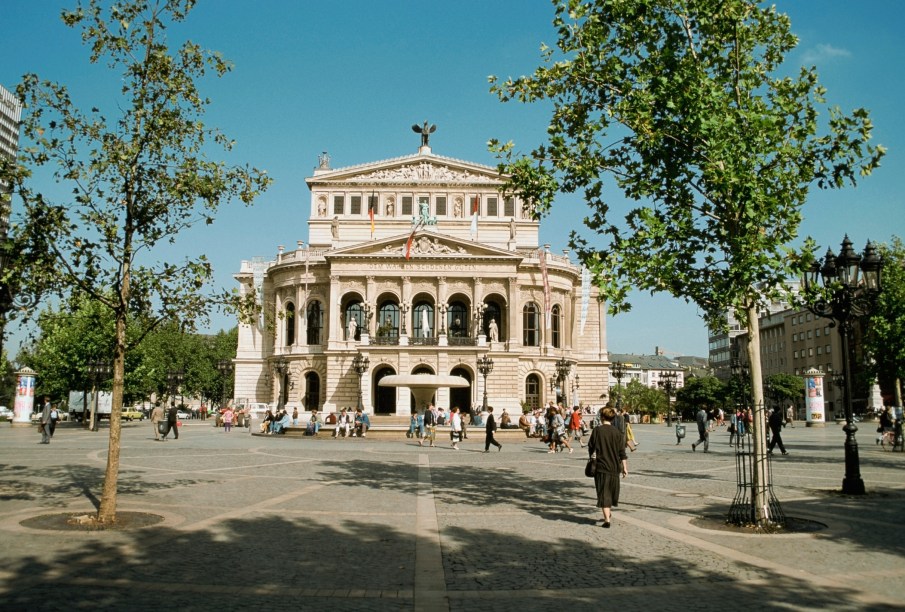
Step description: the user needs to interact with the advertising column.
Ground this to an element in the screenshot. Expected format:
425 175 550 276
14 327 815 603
12 367 37 427
803 367 826 428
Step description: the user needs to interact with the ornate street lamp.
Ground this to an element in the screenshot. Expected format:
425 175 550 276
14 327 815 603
555 357 572 407
217 359 233 410
352 353 370 411
659 371 678 426
87 359 112 431
730 358 750 410
802 236 883 495
476 355 494 410
272 356 289 411
611 361 626 410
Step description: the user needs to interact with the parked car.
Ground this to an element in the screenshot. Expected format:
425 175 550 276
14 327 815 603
176 410 191 419
0 406 13 419
121 407 145 421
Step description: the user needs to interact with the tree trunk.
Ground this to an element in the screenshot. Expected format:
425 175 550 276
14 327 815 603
745 303 771 526
96 311 127 523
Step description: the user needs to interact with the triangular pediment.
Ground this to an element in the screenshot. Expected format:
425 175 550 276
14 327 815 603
307 152 503 187
327 231 521 260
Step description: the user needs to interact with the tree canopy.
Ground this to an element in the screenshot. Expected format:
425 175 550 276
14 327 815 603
490 0 884 523
3 0 269 523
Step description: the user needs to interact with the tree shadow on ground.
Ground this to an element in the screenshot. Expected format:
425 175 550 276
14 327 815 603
1 509 897 611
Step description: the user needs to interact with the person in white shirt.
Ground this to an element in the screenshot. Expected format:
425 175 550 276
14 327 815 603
450 406 463 450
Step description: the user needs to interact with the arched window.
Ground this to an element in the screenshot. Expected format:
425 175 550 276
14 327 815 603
447 301 469 338
304 372 320 411
306 301 323 345
285 303 295 346
551 304 562 348
525 374 540 412
523 302 540 347
413 301 434 340
377 302 399 339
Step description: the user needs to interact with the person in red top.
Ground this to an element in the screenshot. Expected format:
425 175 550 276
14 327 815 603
569 405 586 448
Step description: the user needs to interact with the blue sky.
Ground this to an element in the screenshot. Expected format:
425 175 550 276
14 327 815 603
2 1 903 359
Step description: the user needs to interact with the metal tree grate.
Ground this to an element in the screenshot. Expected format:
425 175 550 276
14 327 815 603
727 422 786 527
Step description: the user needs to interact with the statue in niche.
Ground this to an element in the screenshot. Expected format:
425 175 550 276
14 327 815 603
510 218 517 240
453 198 463 218
488 318 499 342
386 200 395 217
318 198 327 217
347 316 357 341
331 216 339 239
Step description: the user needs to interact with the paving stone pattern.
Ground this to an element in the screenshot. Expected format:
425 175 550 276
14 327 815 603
0 420 903 611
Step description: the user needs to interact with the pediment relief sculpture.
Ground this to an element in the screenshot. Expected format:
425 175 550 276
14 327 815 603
379 236 468 256
356 162 497 183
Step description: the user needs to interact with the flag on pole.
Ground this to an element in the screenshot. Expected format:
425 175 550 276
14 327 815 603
405 218 425 260
470 195 479 239
369 191 376 239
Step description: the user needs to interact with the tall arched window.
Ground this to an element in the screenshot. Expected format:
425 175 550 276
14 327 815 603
551 304 562 348
523 302 540 347
447 301 469 338
306 301 323 345
376 302 399 340
413 301 434 340
525 374 540 412
285 303 295 346
304 372 320 411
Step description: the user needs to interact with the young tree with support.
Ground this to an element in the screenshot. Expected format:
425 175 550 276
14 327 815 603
490 0 883 526
4 0 270 524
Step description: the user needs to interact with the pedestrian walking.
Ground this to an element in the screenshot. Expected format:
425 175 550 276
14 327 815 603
162 401 179 440
421 405 437 447
569 405 585 448
692 406 709 452
150 402 164 441
484 405 502 452
767 408 788 455
785 404 795 428
728 410 739 446
222 406 235 433
450 406 463 450
587 406 628 528
38 396 54 444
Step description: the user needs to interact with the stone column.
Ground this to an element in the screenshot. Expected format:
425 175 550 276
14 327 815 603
328 275 341 345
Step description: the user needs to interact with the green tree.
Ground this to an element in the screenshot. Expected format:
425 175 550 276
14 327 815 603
676 376 725 418
620 379 665 415
490 0 883 523
5 0 270 523
865 237 905 406
764 373 803 408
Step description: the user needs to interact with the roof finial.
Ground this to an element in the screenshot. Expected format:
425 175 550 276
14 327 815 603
412 121 437 152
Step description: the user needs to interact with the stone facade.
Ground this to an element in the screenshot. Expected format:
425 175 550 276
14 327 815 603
233 142 610 415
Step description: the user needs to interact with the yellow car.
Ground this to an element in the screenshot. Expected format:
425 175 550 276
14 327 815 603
121 407 145 422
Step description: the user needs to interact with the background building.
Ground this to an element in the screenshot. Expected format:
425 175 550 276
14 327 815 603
233 135 611 415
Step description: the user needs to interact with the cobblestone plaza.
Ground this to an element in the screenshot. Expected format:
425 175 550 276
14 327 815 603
1 421 903 611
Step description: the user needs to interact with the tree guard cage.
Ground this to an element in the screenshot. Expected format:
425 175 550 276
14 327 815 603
727 403 786 528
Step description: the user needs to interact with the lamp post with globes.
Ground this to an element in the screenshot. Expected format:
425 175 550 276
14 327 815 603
87 360 112 431
272 357 288 412
352 353 370 411
555 357 572 407
477 355 494 411
802 236 882 495
659 371 678 426
611 361 626 410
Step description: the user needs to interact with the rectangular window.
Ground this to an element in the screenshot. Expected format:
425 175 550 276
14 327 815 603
350 195 362 215
487 197 498 216
807 330 812 340
793 350 798 359
436 196 447 216
808 348 813 357
815 328 821 337
826 344 831 354
333 195 344 215
825 326 830 335
817 346 823 355
402 196 413 216
504 197 515 217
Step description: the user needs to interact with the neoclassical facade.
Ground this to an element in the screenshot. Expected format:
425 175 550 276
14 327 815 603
233 138 611 415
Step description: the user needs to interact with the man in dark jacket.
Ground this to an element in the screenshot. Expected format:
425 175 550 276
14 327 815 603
692 407 709 452
162 401 179 440
767 408 788 455
483 405 502 452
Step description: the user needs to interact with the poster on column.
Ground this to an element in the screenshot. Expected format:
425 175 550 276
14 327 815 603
805 374 825 425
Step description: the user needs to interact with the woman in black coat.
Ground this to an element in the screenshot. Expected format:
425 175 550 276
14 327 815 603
587 406 628 528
